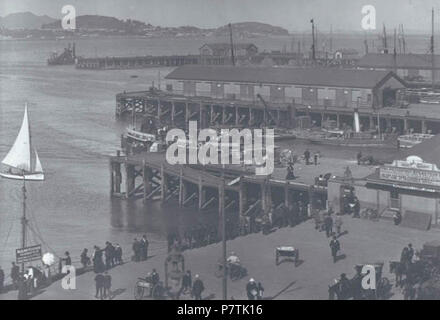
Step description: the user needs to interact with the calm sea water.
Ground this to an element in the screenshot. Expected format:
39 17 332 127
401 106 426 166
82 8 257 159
0 34 416 267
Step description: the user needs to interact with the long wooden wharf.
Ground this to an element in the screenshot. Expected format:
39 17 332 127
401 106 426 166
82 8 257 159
76 55 226 70
109 151 326 230
116 90 440 134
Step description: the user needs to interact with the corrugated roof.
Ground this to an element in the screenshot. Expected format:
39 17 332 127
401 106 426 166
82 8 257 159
165 65 405 89
358 53 440 70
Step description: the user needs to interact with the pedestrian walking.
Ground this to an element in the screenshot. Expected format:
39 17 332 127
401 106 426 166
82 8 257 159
246 278 258 300
324 214 333 238
0 266 4 294
329 236 341 263
104 241 115 269
11 262 19 289
132 238 141 262
92 245 104 273
334 216 343 237
80 248 91 269
181 270 192 295
304 149 310 165
141 235 149 260
314 152 319 165
103 271 112 299
192 274 204 300
94 272 105 300
114 244 123 265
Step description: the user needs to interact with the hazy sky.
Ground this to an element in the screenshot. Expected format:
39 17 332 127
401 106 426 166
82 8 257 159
0 0 439 32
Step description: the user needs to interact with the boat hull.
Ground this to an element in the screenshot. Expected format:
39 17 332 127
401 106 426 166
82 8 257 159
0 172 44 181
308 138 395 148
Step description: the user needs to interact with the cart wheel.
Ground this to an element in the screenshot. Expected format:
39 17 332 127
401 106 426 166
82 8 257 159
134 282 145 300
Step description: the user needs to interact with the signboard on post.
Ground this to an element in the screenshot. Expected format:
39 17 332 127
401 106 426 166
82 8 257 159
16 244 42 264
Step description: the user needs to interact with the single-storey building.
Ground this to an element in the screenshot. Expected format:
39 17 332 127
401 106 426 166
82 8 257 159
199 43 258 57
165 65 406 108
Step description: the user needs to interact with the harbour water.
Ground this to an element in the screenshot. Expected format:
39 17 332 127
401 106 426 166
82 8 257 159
0 35 405 267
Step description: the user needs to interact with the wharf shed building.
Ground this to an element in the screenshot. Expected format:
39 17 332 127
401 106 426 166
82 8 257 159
118 65 440 135
162 65 406 130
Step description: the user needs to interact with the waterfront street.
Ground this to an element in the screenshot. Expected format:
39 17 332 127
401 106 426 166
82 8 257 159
1 217 438 300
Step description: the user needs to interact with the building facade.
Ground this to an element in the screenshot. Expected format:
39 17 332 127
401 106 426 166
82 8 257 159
165 65 406 109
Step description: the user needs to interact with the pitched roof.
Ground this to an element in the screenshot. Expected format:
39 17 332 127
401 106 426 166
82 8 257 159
358 53 440 70
165 65 406 89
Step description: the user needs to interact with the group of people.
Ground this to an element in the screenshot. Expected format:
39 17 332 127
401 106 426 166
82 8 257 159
132 235 149 262
167 225 219 253
94 271 112 300
73 242 123 274
304 149 319 166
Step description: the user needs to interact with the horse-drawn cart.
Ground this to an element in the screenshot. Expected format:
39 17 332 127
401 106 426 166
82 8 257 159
276 246 299 266
134 277 165 300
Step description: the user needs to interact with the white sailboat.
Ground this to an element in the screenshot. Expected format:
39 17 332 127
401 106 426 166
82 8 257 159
0 104 44 181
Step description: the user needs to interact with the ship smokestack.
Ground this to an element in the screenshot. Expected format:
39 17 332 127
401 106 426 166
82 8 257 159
353 108 360 133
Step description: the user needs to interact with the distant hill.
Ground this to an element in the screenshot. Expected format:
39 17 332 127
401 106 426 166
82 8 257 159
215 22 289 36
0 12 56 29
42 15 146 31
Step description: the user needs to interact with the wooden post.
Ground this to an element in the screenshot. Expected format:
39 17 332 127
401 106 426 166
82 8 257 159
160 164 167 203
235 106 239 126
403 118 408 133
198 175 205 210
179 167 185 206
185 102 190 130
218 178 227 300
125 164 135 198
284 184 290 208
171 101 175 126
239 178 247 218
115 162 121 194
143 161 152 203
422 120 427 134
110 161 114 197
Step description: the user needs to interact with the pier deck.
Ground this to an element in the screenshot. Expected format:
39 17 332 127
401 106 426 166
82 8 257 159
109 149 374 234
116 90 440 134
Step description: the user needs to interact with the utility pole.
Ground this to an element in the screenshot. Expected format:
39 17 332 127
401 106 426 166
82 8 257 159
330 24 333 54
219 178 227 300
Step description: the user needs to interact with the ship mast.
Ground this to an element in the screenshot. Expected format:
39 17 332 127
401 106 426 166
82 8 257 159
432 8 435 91
228 23 235 66
311 19 316 63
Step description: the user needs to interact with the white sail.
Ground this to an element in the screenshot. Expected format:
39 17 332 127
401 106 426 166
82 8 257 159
1 105 31 171
34 149 43 173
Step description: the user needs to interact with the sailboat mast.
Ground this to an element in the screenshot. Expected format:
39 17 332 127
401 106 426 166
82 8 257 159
21 176 27 272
